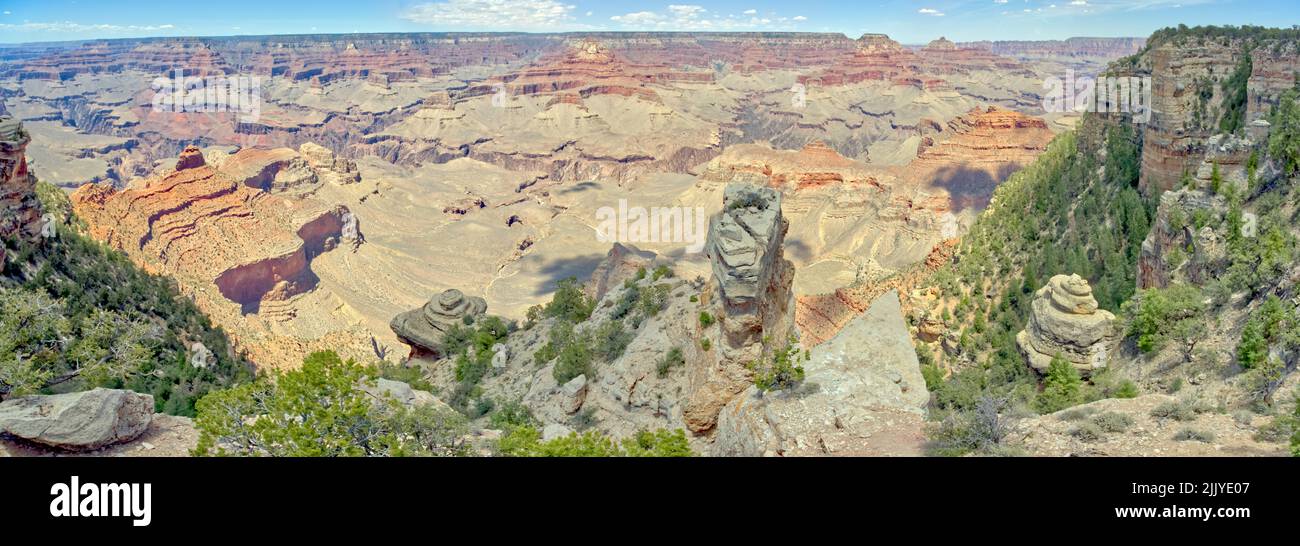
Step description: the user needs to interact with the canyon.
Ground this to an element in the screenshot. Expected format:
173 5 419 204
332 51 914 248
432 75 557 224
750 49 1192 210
1 32 1141 371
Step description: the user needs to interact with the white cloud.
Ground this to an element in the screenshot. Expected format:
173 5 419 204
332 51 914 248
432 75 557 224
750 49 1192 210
993 0 1008 3
403 0 577 29
1070 0 1088 4
611 5 800 30
918 8 946 16
0 21 177 33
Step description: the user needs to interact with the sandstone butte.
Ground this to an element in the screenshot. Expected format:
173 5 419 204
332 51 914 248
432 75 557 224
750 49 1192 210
70 145 356 314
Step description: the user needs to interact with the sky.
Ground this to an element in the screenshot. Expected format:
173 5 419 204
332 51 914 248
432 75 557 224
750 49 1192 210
0 0 1297 44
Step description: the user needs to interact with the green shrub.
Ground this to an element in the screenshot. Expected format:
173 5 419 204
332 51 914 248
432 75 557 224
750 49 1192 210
1091 411 1134 433
699 338 711 351
1034 355 1082 414
1173 428 1215 443
489 399 538 429
497 426 693 457
749 339 807 393
651 265 674 281
656 347 685 378
1070 422 1103 443
194 351 469 457
1151 400 1198 422
593 320 633 362
1123 285 1205 355
543 277 595 323
698 311 714 327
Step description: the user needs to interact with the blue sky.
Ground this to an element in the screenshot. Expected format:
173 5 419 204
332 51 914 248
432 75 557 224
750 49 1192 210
1 0 1297 44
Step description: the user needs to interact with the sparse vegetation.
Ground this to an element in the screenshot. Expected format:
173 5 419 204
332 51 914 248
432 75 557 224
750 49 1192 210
656 346 685 378
1092 411 1135 433
1 183 253 416
749 338 807 393
497 426 693 457
1173 428 1215 443
1151 400 1199 422
193 351 469 457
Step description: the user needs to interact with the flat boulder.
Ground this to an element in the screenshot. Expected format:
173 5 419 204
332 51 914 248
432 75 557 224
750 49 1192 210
0 389 154 451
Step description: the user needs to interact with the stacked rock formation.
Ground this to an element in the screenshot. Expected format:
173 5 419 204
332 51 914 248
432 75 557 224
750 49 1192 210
0 116 41 247
1016 274 1120 374
684 184 795 432
390 289 488 358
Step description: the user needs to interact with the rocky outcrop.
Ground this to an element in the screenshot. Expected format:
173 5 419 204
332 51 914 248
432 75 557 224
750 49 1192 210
1017 275 1120 374
713 291 929 456
390 289 488 358
175 144 206 171
0 389 153 451
684 184 795 432
585 243 656 302
0 116 41 244
361 378 450 411
1137 36 1299 192
69 146 358 312
1138 189 1228 289
299 142 360 186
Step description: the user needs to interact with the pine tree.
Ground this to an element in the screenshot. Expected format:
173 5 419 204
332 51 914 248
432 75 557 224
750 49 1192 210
1035 354 1083 414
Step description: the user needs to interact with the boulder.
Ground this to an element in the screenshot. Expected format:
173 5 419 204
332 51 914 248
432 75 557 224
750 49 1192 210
560 374 588 414
491 343 511 370
542 423 574 441
0 389 154 451
390 289 488 358
713 291 930 456
361 378 449 411
1016 274 1120 374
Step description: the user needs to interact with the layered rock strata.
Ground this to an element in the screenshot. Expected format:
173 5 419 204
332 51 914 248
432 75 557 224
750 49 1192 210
683 184 795 432
1016 274 1120 374
0 116 41 244
390 289 488 359
69 145 359 312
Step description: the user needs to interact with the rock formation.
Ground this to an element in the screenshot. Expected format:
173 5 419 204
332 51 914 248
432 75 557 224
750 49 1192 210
713 291 930 456
683 184 795 432
0 116 41 245
70 146 357 313
0 389 153 451
1016 274 1120 374
585 242 657 302
1138 189 1228 289
390 289 488 358
1138 37 1300 192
